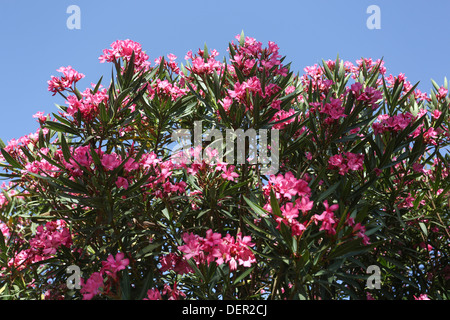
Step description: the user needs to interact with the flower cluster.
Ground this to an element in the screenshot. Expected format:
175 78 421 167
143 283 186 300
351 83 383 109
328 152 365 175
312 200 339 235
8 220 72 271
80 252 129 300
65 87 108 121
372 112 415 135
99 39 150 71
262 172 314 236
47 66 85 95
185 48 223 76
178 229 256 271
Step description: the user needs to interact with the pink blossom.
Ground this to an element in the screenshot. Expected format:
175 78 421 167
162 282 186 300
80 272 104 300
221 165 240 181
436 86 448 100
423 127 438 145
264 171 310 200
353 223 371 245
47 66 85 95
99 39 150 72
313 200 339 235
143 288 162 300
271 108 296 129
295 196 314 214
328 153 364 175
115 177 129 190
281 202 299 221
101 252 129 279
329 154 344 167
179 230 255 270
345 152 364 171
321 98 346 123
101 153 121 171
178 232 204 262
160 253 192 275
0 222 10 240
431 109 442 119
356 87 382 109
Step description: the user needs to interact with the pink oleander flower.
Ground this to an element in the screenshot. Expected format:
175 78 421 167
178 232 204 262
353 223 371 245
372 112 414 135
436 86 448 100
264 171 311 200
233 233 256 268
295 196 314 214
221 165 240 182
143 288 162 300
356 87 383 109
80 272 104 300
101 153 121 171
275 202 308 237
328 152 364 175
271 108 297 129
115 177 129 190
179 230 256 271
32 111 48 123
99 39 150 71
0 222 10 240
321 98 346 123
313 200 339 235
101 252 129 279
423 127 438 145
281 202 299 221
345 152 364 171
159 253 192 275
124 158 139 173
162 282 186 300
214 233 255 270
431 109 442 119
47 66 85 95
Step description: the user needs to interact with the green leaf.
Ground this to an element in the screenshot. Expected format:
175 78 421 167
239 30 245 46
418 222 428 237
270 190 282 218
44 121 78 135
92 76 103 94
123 50 136 87
233 266 255 285
1 149 23 169
328 239 364 260
60 134 71 162
0 225 7 254
243 196 269 218
137 269 155 300
316 181 340 203
120 270 131 300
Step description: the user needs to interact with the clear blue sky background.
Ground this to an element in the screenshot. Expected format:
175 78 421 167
0 0 449 144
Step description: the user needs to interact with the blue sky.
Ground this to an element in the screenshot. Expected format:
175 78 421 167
0 0 449 144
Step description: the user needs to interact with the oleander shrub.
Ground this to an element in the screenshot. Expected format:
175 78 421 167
0 33 449 300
